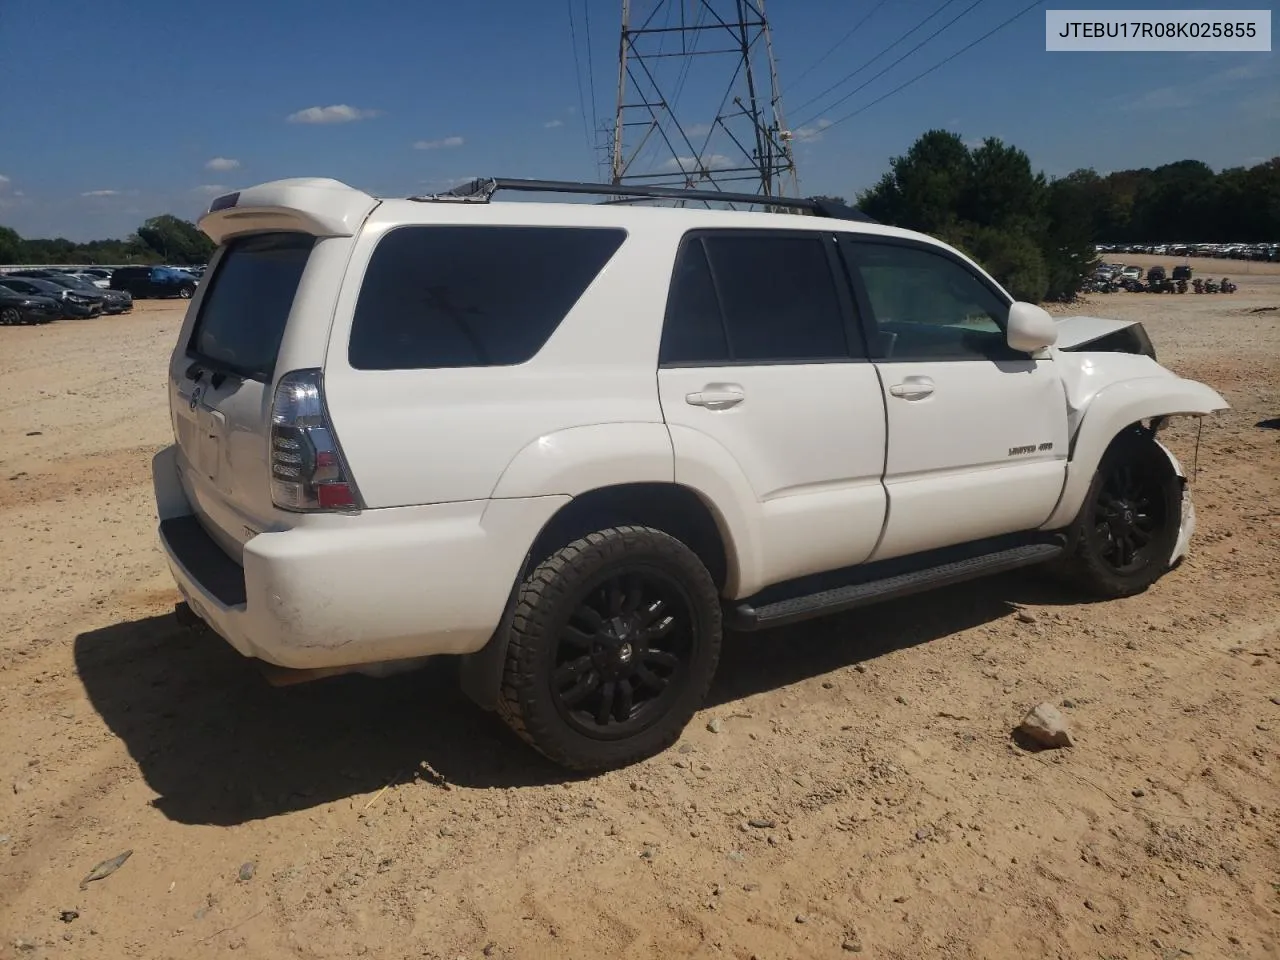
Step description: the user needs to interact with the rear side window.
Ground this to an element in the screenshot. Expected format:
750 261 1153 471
189 232 314 381
348 225 627 370
660 232 852 364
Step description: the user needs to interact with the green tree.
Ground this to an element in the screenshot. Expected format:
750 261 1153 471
136 214 215 265
0 225 22 263
858 129 972 234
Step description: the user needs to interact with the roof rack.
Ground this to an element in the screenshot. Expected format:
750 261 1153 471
408 177 878 224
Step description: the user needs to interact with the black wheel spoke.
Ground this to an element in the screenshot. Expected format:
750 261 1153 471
596 681 616 726
634 664 667 692
639 615 676 643
638 598 667 628
623 578 644 614
561 670 601 707
642 649 681 672
607 580 625 616
614 679 634 721
562 625 595 649
554 655 594 687
573 605 603 631
1130 526 1152 546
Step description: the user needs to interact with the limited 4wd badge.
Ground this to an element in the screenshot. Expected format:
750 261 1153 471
1009 442 1055 456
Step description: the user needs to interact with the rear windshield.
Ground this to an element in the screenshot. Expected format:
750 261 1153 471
188 232 314 381
348 225 626 370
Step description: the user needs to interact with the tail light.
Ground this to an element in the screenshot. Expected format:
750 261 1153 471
269 370 361 512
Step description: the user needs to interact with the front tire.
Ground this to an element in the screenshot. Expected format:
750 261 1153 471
497 526 722 771
0 307 20 326
1059 433 1181 598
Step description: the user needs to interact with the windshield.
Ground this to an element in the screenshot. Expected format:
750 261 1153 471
187 232 314 381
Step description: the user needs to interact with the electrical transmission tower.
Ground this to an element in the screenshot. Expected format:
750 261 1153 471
610 0 799 201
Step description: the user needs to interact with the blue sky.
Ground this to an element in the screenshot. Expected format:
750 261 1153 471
0 0 1275 241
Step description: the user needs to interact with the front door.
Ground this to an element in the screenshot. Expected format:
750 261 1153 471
657 230 888 598
839 237 1067 561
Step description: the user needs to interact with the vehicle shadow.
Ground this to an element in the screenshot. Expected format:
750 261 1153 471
74 570 1083 826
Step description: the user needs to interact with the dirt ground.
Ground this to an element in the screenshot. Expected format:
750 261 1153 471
1 277 1277 960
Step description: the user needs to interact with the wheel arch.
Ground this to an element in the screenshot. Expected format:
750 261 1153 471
460 481 739 711
1042 375 1227 530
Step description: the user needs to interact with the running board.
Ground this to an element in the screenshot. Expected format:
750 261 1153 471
728 542 1063 631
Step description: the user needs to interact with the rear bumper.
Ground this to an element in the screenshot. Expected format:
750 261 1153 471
152 446 565 670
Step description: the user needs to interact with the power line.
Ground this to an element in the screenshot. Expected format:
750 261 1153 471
566 0 593 151
791 0 988 130
788 0 959 118
822 0 1044 132
787 0 892 90
583 0 602 147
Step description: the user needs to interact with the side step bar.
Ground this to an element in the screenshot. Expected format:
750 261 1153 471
728 542 1063 631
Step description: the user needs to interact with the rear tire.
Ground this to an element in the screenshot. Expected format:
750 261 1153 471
497 525 722 771
1057 433 1181 598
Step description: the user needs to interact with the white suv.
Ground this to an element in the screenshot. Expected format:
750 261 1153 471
153 177 1227 770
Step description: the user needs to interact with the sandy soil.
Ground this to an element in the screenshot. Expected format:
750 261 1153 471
1 285 1277 960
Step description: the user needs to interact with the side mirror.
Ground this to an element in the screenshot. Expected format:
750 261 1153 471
1006 301 1057 353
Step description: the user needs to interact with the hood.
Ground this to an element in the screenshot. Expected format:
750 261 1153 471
1054 314 1157 361
1054 315 1138 349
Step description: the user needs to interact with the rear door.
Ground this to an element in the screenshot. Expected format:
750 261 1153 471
657 230 888 595
169 232 319 559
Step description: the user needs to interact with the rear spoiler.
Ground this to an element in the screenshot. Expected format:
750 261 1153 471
199 178 380 244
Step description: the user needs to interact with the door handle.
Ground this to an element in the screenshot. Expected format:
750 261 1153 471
888 376 935 400
686 387 745 410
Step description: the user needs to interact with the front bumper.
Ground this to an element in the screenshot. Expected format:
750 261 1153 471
152 445 566 670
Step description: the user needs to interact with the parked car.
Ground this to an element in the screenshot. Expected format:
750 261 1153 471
46 273 133 314
0 285 64 324
154 176 1228 771
110 265 198 299
64 269 113 289
1120 265 1143 281
0 276 102 318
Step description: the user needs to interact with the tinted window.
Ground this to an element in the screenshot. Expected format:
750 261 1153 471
659 239 729 365
844 242 1012 360
349 225 627 370
188 232 314 380
704 234 848 362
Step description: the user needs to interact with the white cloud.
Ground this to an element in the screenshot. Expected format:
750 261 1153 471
544 119 565 129
0 174 9 186
792 118 833 143
683 122 714 137
81 189 121 197
205 157 240 171
194 184 230 194
413 136 465 150
1119 60 1274 111
963 137 985 149
287 104 381 124
660 154 735 173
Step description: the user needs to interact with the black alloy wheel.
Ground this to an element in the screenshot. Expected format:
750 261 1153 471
1088 459 1167 575
550 568 696 740
497 525 722 771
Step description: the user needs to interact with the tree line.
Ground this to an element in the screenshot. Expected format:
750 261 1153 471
847 130 1278 302
0 214 215 266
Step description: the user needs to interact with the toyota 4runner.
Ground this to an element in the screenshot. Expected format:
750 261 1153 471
153 177 1228 770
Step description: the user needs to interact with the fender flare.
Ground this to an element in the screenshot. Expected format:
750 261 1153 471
489 422 674 499
462 423 755 711
1042 375 1227 530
